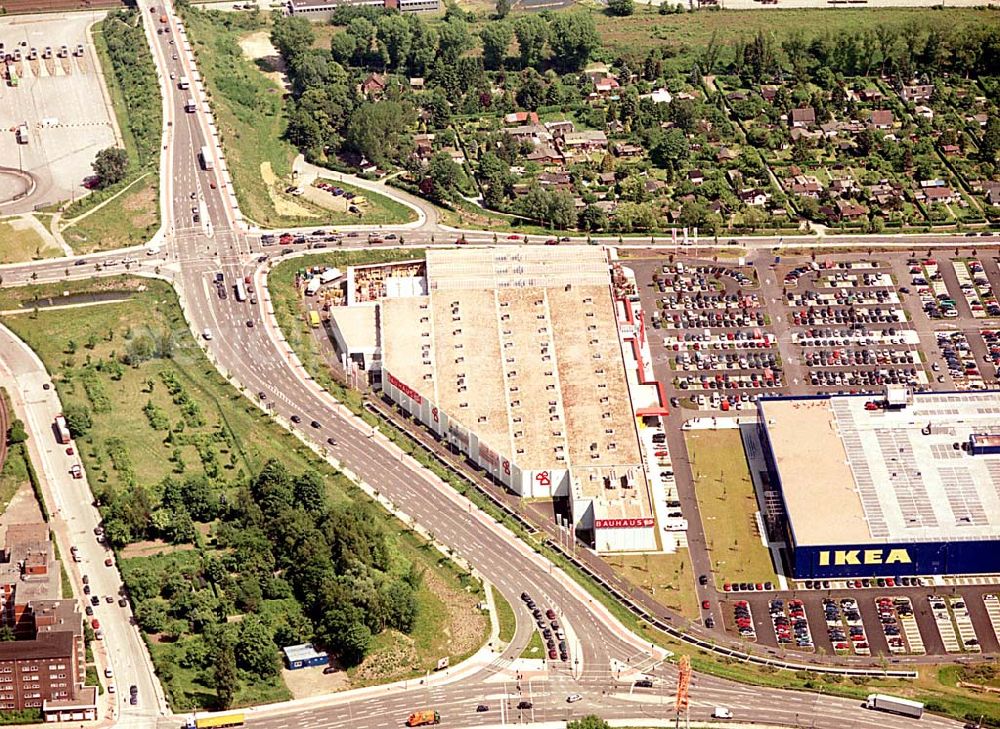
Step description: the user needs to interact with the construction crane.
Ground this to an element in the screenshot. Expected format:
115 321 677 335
674 654 691 729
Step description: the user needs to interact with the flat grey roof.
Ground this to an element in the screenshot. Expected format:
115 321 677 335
760 392 1000 547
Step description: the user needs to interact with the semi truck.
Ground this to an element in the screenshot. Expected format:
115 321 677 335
199 146 214 171
406 710 440 727
15 123 28 144
185 98 196 113
54 415 71 445
183 713 245 729
865 694 924 719
178 76 190 90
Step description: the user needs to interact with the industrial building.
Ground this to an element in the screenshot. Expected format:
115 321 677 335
282 643 329 670
369 247 663 552
286 0 439 21
757 390 1000 579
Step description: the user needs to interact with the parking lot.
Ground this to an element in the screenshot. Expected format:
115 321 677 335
0 11 119 211
630 247 1000 659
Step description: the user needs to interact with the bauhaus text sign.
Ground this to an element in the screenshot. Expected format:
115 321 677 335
388 374 422 404
595 518 655 529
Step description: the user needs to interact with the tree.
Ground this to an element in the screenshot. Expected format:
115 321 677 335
606 0 634 15
376 13 412 71
495 0 511 17
425 152 462 202
568 717 611 729
338 621 372 665
480 21 513 71
236 615 279 679
514 15 548 68
271 15 315 66
381 580 417 632
63 404 93 438
213 640 238 710
344 102 416 168
650 129 689 172
981 115 1000 164
135 601 168 633
92 147 128 188
548 13 599 72
437 17 471 64
6 419 27 445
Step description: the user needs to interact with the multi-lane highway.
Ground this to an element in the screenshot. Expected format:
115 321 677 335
0 2 980 727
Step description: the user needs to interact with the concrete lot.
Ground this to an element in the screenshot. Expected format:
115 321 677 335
0 11 119 213
626 246 1000 660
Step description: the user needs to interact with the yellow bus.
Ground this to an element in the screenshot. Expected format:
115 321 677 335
185 712 245 729
308 310 321 329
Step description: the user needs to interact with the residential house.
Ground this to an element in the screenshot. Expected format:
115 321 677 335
644 179 666 195
612 141 643 158
413 133 435 161
789 175 822 198
984 182 1000 206
834 199 867 221
789 107 817 128
508 125 549 144
727 90 749 102
790 127 822 142
561 130 608 155
915 105 934 120
640 88 673 104
941 144 961 156
360 73 387 98
970 113 989 128
596 171 617 186
869 181 904 207
687 169 705 186
544 120 575 136
538 171 572 190
868 110 894 130
592 75 620 97
441 146 465 164
525 145 563 165
504 111 540 126
829 178 857 197
716 147 738 164
901 84 934 103
409 77 425 90
740 188 770 206
921 186 956 205
760 85 779 103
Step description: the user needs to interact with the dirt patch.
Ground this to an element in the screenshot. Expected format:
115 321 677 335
301 185 351 213
121 539 195 559
353 631 419 683
281 664 348 699
238 31 289 90
0 483 44 537
261 162 318 219
424 567 487 656
123 183 157 230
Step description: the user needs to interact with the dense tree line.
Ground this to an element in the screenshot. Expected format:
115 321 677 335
101 10 162 169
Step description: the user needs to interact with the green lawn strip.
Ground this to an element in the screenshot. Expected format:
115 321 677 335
84 665 104 696
493 585 516 644
605 552 700 620
0 709 44 725
685 429 778 586
519 630 544 660
0 220 57 264
0 439 29 517
62 174 160 253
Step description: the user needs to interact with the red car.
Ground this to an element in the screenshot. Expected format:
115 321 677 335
91 619 100 630
701 600 711 610
507 234 520 240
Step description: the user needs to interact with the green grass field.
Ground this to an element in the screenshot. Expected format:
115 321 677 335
520 629 544 659
0 278 488 708
62 175 160 253
685 429 778 587
493 585 516 644
605 552 700 620
0 440 29 517
0 219 59 264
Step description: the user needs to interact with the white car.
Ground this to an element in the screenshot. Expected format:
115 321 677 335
104 667 113 678
712 707 733 719
202 329 213 341
566 694 582 703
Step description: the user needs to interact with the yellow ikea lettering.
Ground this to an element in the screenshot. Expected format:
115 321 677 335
835 550 861 565
884 549 911 564
819 551 830 566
